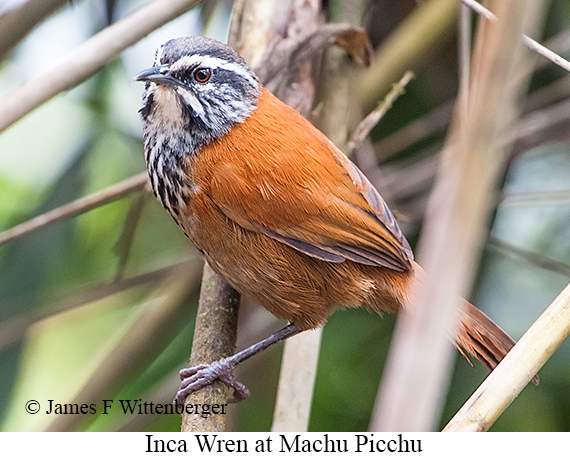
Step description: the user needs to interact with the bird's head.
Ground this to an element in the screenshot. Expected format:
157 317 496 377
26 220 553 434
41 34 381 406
134 36 261 151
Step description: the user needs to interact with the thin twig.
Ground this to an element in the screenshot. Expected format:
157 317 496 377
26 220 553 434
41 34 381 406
374 101 453 161
513 97 570 157
461 0 570 74
444 280 570 432
459 0 495 20
0 0 69 61
347 71 414 154
522 36 570 74
487 238 570 278
113 190 151 282
0 173 148 247
501 189 570 205
0 259 198 351
535 30 570 72
0 0 203 133
523 76 570 113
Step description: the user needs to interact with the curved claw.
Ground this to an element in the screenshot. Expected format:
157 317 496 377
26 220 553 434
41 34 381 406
175 359 251 409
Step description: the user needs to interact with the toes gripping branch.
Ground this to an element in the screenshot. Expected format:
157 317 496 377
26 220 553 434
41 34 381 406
177 359 250 404
175 324 301 406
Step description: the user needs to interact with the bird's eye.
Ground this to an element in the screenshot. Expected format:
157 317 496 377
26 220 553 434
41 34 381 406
194 68 212 83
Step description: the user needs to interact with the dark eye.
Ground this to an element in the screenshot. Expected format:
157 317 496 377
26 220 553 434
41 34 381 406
194 68 212 83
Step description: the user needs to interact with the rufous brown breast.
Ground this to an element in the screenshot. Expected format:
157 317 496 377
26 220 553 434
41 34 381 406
177 87 414 330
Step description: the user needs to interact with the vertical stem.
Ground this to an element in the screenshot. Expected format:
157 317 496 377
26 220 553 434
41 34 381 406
272 328 322 431
458 4 472 121
181 264 241 432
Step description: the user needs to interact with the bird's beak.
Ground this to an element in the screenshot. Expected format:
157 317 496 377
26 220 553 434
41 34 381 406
133 65 185 89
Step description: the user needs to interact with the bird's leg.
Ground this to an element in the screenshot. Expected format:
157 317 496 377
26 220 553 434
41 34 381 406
176 323 301 405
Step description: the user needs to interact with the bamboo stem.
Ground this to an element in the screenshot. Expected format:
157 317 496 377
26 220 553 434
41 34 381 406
271 328 322 431
444 281 570 431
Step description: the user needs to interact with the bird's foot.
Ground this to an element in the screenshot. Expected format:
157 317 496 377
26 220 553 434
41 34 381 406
175 358 250 409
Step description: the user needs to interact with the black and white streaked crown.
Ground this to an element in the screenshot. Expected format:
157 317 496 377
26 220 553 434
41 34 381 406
155 36 250 73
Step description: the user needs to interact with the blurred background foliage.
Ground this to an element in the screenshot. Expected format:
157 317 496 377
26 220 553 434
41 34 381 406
0 0 569 432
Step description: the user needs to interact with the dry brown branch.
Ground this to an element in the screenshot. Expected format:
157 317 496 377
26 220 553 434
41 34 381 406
371 0 545 431
227 0 292 70
0 0 203 133
257 23 372 108
181 264 241 432
444 281 570 432
0 172 148 247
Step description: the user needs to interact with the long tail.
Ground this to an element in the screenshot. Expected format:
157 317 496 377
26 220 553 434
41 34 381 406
456 300 539 385
397 262 539 384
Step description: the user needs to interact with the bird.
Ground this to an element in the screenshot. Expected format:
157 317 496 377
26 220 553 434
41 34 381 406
134 36 535 404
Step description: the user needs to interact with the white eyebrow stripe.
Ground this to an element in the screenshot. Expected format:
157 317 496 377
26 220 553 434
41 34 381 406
168 55 258 88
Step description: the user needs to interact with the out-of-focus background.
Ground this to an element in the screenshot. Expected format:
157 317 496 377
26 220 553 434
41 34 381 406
0 0 569 432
